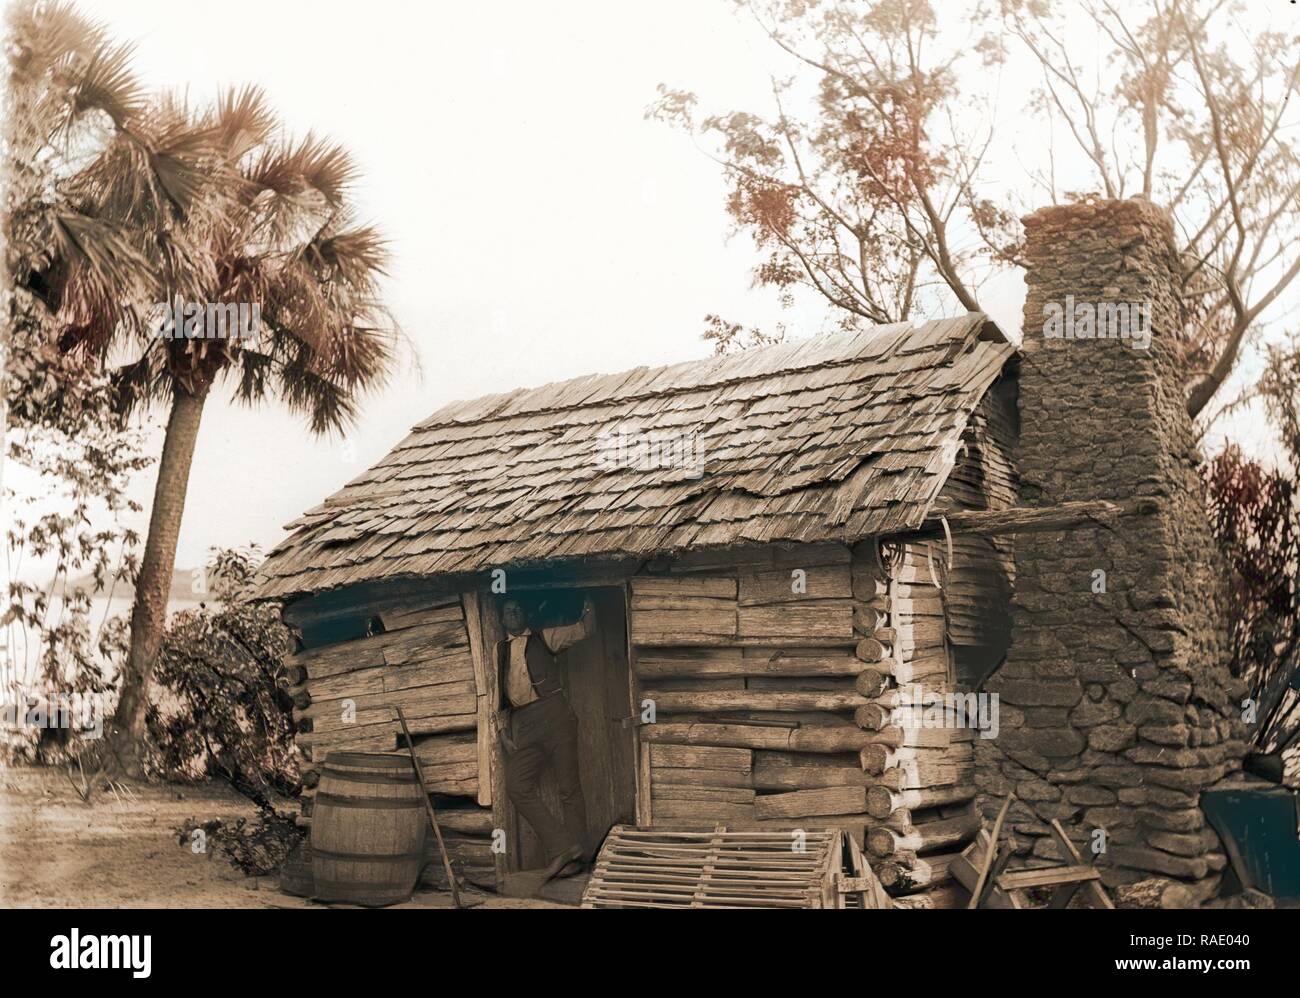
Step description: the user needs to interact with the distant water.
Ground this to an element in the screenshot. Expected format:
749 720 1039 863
3 585 206 692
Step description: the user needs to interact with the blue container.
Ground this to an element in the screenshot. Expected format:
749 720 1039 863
1201 786 1300 900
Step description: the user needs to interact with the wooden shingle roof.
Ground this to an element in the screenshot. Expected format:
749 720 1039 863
256 313 1014 599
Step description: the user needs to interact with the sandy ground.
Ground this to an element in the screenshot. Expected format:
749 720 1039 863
0 766 565 909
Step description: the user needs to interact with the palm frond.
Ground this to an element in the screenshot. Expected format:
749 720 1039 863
275 357 358 435
231 346 275 405
290 133 357 206
51 209 156 322
68 38 145 129
8 1 106 79
309 222 391 288
210 84 277 162
109 339 174 417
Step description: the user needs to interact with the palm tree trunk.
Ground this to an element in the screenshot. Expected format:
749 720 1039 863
111 386 208 774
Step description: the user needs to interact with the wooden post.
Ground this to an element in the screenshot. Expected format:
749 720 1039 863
463 589 511 883
462 590 494 810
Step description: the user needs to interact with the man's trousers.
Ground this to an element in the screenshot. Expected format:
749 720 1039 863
502 693 588 863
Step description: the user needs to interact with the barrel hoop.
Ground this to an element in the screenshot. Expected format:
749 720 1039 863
320 768 419 786
323 751 413 768
314 792 424 810
312 848 426 862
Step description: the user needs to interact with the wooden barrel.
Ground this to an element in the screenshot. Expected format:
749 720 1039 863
311 752 428 905
279 839 314 898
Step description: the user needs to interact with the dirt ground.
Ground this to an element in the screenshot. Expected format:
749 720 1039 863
0 766 565 909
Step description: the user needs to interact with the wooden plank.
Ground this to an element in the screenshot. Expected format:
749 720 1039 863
409 731 477 766
1048 819 1115 909
300 654 474 705
651 800 756 823
298 713 476 753
435 808 495 835
296 680 477 724
652 766 755 789
635 649 860 678
754 786 869 819
897 498 1159 541
381 602 465 630
631 608 738 644
644 689 866 713
293 619 469 678
736 602 854 641
462 590 494 808
635 741 653 826
752 754 870 791
631 576 738 599
995 865 1100 891
631 595 737 613
738 565 852 606
641 722 870 753
649 743 753 771
653 785 756 805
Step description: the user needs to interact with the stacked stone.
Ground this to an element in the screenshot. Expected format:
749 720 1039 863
976 196 1248 887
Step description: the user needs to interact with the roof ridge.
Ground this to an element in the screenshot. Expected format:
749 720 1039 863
411 317 988 433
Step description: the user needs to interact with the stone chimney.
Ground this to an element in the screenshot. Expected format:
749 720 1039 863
977 197 1247 890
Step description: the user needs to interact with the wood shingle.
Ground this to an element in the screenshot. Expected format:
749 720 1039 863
256 313 1014 599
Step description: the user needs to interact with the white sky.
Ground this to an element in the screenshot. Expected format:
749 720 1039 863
23 0 1290 570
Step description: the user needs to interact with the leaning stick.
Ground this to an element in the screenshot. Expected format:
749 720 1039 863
392 706 462 909
967 793 1014 910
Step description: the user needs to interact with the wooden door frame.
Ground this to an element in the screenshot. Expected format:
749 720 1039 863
463 578 638 883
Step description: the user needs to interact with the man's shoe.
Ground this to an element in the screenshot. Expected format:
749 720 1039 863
555 859 586 879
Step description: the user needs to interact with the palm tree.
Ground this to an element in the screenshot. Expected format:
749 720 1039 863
6 3 398 774
4 1 169 433
105 89 398 771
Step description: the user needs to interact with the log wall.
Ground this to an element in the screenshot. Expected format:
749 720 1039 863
286 590 497 887
283 527 997 898
631 539 981 895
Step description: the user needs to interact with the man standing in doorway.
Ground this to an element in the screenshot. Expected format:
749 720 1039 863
498 593 594 878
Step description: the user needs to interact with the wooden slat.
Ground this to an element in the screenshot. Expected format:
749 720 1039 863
461 590 493 808
582 825 842 909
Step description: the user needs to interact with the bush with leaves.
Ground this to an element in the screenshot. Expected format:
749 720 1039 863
1205 345 1300 781
146 547 299 807
176 813 304 879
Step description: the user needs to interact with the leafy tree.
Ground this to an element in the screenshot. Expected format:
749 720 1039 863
3 1 152 765
3 3 399 773
1206 346 1300 780
653 0 1300 419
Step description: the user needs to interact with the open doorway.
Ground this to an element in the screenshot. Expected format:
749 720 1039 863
492 585 636 870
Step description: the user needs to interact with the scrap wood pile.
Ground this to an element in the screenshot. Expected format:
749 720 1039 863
947 797 1114 909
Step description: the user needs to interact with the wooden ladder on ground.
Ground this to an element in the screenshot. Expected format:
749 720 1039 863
580 825 889 909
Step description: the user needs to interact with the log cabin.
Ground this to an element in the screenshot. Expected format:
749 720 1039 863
256 198 1246 900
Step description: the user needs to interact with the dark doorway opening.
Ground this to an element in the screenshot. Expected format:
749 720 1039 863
497 585 636 870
